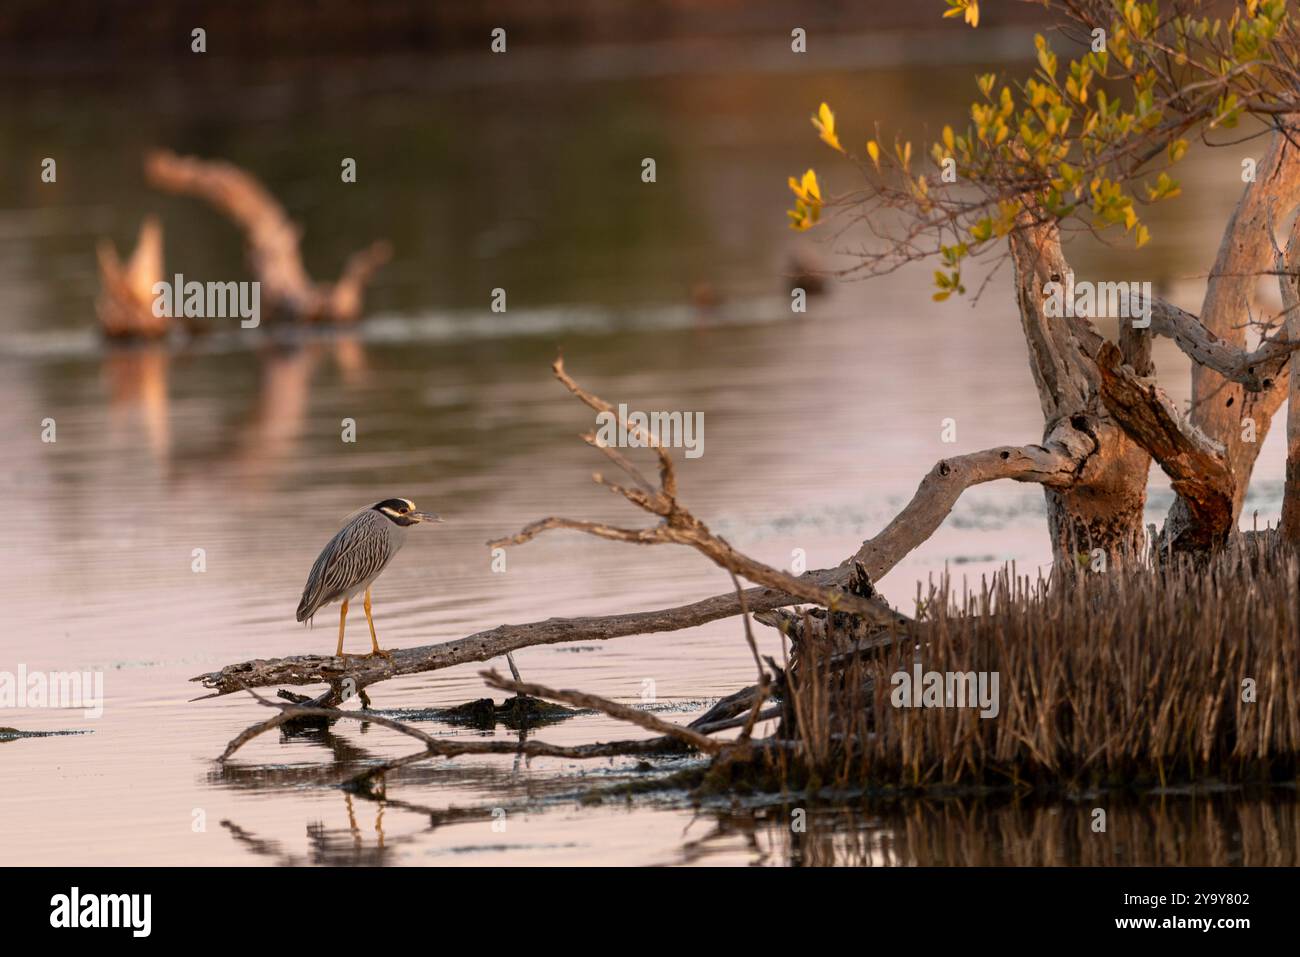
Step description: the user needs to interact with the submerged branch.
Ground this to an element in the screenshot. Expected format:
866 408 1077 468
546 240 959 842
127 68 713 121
480 670 725 754
218 687 688 765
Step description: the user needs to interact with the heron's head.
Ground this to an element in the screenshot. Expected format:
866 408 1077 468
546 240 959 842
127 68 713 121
373 498 442 527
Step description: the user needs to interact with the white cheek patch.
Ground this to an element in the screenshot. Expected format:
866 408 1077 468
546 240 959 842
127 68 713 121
380 507 401 520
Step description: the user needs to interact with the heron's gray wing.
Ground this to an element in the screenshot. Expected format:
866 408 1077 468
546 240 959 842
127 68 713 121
296 510 391 621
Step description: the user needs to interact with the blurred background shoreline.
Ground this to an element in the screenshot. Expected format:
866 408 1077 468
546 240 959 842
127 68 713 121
0 2 1050 63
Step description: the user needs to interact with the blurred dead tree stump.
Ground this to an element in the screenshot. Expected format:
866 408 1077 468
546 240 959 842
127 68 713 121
144 149 391 324
95 216 169 340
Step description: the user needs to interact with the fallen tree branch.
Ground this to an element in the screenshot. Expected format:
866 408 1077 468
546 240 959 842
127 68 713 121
194 357 1105 703
481 669 724 754
190 579 839 698
219 687 686 764
688 683 766 730
194 418 1095 701
693 706 783 736
194 432 1092 700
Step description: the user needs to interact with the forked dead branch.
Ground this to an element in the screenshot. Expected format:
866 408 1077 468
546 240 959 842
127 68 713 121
195 356 915 707
486 357 906 630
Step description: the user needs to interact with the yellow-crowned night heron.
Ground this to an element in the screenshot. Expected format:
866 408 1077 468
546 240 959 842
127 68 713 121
296 498 441 657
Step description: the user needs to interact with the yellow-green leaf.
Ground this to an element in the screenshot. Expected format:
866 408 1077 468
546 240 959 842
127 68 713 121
812 102 843 153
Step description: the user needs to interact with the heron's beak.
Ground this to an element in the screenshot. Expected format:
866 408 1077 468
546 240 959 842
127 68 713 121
413 511 443 524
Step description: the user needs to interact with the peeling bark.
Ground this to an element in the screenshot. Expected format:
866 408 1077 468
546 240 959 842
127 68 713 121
851 422 1095 574
1096 341 1235 550
1176 127 1299 528
1149 296 1291 393
1010 219 1152 564
1276 209 1300 544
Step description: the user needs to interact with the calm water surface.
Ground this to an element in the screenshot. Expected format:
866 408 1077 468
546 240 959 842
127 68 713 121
0 40 1295 865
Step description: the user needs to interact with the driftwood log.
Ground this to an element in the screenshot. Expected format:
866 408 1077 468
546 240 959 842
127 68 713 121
144 149 391 324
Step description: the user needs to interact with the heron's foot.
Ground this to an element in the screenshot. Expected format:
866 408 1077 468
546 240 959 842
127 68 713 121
365 648 393 661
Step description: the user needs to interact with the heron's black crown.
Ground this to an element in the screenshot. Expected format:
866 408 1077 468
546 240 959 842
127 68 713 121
373 498 418 525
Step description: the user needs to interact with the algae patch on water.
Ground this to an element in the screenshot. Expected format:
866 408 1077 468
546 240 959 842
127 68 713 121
439 694 582 730
0 728 92 742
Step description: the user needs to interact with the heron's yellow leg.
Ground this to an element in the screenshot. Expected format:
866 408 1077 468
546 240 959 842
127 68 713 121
363 587 391 659
336 599 349 657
